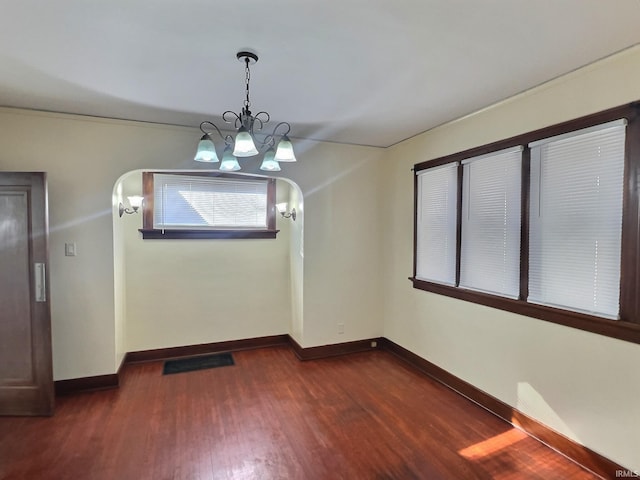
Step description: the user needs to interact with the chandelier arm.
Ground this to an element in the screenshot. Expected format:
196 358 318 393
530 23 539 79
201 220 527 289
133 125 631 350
261 134 277 149
199 121 228 142
222 111 242 129
269 121 292 138
252 122 292 150
253 111 270 124
251 135 273 150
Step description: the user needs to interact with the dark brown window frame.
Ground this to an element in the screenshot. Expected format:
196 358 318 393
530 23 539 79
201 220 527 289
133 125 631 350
411 101 640 345
139 171 278 240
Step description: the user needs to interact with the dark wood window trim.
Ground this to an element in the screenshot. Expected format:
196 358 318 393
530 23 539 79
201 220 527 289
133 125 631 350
140 172 278 240
138 229 278 240
411 101 640 345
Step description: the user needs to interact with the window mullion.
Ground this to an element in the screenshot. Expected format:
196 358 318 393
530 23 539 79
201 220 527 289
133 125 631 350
413 170 419 280
455 163 463 287
519 147 531 301
619 106 640 323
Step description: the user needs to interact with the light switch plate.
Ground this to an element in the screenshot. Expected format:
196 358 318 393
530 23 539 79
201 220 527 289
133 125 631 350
65 242 77 256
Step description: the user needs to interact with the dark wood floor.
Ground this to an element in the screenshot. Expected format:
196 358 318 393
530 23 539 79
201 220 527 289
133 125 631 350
0 347 598 480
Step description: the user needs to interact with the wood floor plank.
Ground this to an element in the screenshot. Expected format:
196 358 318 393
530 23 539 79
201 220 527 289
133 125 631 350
0 347 598 479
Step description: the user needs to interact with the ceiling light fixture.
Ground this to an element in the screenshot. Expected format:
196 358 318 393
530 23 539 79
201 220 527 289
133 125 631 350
194 51 296 172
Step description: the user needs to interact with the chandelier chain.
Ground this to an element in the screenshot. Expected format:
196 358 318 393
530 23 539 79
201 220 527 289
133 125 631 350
244 58 251 109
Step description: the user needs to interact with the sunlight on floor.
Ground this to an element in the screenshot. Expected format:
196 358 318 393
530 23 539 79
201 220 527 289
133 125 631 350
458 428 528 460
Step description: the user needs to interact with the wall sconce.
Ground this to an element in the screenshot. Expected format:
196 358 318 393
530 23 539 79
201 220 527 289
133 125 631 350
119 195 144 217
276 202 296 221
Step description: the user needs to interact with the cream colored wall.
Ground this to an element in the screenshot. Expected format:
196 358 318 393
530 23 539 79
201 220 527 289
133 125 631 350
287 140 385 347
382 45 640 470
287 182 305 344
113 181 127 369
0 108 384 379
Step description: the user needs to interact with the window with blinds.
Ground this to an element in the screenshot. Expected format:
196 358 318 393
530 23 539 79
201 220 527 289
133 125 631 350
415 163 458 285
460 147 522 298
140 172 277 239
153 174 269 230
528 120 626 318
411 103 640 344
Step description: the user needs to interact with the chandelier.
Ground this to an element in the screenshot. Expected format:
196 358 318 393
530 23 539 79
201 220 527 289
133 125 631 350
194 51 296 172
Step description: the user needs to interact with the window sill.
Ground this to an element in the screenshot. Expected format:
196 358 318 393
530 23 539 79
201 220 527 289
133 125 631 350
409 277 640 345
138 229 279 240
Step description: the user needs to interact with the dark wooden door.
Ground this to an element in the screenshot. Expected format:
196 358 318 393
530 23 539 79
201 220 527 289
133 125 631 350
0 172 53 416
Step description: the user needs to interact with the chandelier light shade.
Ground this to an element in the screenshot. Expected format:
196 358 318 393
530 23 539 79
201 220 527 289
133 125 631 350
194 134 219 162
219 145 241 172
232 126 259 157
259 147 281 172
194 51 296 172
274 134 296 162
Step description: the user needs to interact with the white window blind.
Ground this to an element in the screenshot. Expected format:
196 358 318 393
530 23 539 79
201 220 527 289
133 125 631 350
153 174 268 229
460 147 522 297
528 119 626 318
416 163 458 285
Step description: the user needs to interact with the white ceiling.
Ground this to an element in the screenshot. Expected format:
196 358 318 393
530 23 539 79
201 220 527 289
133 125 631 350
1 0 639 148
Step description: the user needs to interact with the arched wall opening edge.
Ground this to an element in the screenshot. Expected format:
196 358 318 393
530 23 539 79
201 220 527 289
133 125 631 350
111 169 304 369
